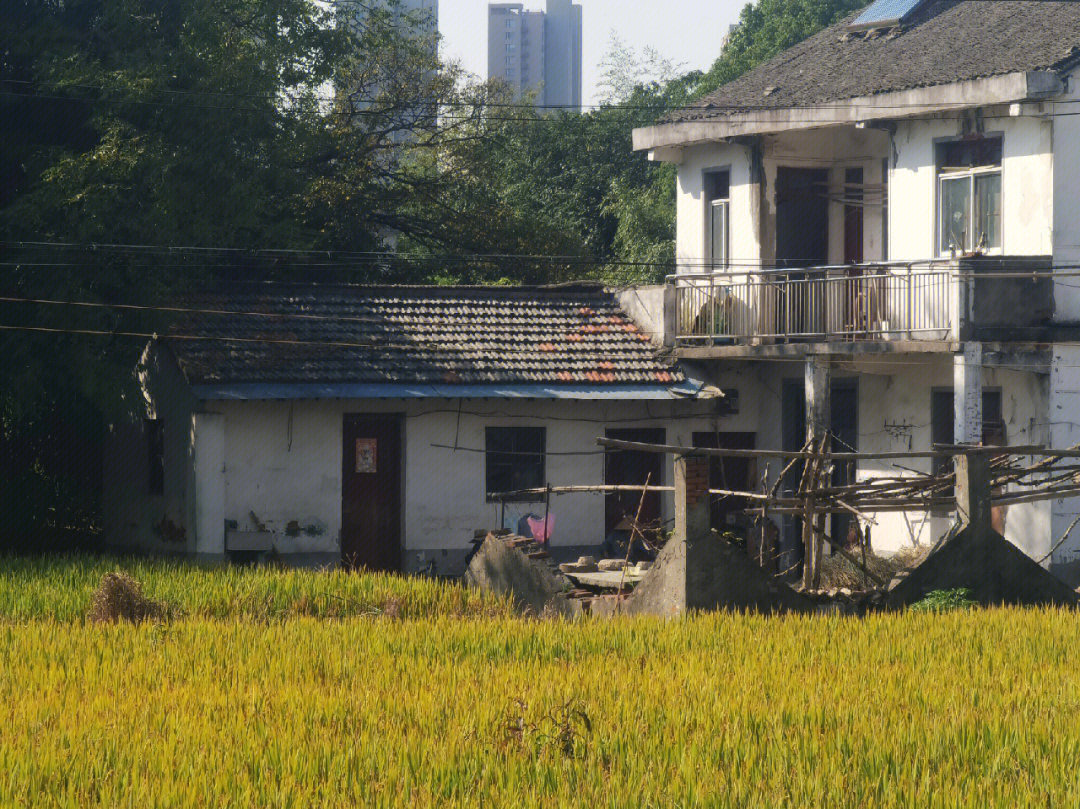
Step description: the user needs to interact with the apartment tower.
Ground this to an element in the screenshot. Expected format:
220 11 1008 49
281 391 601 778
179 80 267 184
488 0 582 110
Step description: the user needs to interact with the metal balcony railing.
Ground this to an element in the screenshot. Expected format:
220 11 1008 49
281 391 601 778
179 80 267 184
671 262 955 343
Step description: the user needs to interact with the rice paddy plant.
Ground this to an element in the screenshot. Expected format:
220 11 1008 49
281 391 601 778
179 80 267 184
0 555 512 621
2 609 1080 807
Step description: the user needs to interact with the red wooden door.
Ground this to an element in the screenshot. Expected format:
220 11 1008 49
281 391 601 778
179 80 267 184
341 415 402 571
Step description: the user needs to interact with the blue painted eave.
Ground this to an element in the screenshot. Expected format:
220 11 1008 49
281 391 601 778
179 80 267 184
190 380 707 401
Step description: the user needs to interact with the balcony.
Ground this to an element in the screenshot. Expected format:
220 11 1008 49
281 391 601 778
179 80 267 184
672 262 957 344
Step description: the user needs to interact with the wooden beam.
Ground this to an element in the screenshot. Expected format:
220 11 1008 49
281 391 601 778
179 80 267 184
598 437 1043 461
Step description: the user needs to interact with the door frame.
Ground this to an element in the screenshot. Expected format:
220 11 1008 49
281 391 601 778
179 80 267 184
341 412 405 571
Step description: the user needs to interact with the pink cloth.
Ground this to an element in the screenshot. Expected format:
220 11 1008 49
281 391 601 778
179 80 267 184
527 514 555 544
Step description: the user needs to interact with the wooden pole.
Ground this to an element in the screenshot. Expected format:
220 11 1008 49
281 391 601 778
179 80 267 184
596 437 1047 461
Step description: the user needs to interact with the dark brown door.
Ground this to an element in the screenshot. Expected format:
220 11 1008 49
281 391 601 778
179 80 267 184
775 167 830 338
843 167 864 265
341 415 402 571
604 428 665 536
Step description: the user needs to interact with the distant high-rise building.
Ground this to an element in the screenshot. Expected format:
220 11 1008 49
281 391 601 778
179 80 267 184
337 0 439 136
488 0 582 111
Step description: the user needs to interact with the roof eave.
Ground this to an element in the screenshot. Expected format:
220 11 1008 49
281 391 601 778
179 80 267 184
634 71 1064 154
189 381 706 401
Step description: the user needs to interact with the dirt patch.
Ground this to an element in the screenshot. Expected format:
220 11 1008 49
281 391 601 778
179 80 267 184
887 526 1079 608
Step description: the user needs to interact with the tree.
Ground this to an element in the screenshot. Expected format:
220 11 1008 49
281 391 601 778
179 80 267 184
0 0 463 548
697 0 869 95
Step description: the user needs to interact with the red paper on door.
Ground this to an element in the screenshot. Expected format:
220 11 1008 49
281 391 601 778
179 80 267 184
355 438 377 473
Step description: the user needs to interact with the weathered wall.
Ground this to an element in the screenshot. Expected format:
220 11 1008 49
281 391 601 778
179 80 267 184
674 127 890 274
117 384 777 572
1052 71 1080 320
103 342 199 555
841 355 1048 558
1050 344 1080 580
889 111 1054 261
675 140 758 273
742 354 1050 559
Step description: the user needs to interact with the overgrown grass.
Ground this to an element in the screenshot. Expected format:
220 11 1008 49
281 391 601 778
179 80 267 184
0 555 511 622
3 610 1080 807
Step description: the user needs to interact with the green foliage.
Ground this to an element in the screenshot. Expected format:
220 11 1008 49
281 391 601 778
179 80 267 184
911 588 979 613
0 0 870 549
697 0 870 95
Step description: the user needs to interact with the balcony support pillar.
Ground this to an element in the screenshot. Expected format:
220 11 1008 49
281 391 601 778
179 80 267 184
954 342 983 445
803 355 831 589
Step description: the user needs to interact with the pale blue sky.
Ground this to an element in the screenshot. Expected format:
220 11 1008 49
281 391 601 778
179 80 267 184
438 0 749 105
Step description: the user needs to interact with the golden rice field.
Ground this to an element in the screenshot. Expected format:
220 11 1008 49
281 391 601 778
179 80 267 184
2 558 1080 807
0 555 511 621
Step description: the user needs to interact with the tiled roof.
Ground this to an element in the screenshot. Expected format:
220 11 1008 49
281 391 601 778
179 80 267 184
165 283 683 387
665 0 1080 124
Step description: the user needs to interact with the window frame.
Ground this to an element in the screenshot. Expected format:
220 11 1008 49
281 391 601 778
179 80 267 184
485 426 546 502
703 168 731 271
935 137 1003 257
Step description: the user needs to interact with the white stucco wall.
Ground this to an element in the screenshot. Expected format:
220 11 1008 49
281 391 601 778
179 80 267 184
1052 73 1080 321
889 110 1054 262
674 128 890 274
1050 344 1080 573
741 353 1050 559
851 356 1049 558
675 140 758 273
153 382 769 573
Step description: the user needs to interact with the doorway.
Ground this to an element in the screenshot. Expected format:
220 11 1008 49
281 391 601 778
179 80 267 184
691 431 757 532
829 380 859 547
341 414 402 571
604 428 665 537
775 167 830 337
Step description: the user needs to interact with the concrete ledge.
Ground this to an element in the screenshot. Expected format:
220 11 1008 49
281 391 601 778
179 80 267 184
676 340 957 360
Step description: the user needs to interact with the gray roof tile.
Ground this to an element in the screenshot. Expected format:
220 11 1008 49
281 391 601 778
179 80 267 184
166 283 682 387
666 0 1080 124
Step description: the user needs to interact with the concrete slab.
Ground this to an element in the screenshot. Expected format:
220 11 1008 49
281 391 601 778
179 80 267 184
620 532 812 616
463 534 576 616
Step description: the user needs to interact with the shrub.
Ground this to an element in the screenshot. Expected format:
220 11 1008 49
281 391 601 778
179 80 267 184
910 587 978 613
87 572 169 624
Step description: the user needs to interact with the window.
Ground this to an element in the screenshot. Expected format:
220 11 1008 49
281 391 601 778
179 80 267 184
704 170 730 270
146 418 164 496
486 427 545 499
937 137 1002 254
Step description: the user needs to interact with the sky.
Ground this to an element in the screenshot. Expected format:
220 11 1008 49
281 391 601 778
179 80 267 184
437 0 748 106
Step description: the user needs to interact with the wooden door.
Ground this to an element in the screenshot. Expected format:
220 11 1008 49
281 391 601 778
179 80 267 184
604 428 665 535
341 415 402 571
775 167 830 338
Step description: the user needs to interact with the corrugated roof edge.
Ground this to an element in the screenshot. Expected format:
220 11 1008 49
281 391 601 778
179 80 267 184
189 380 711 401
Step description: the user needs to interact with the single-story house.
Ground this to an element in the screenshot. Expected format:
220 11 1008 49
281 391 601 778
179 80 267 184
103 283 734 573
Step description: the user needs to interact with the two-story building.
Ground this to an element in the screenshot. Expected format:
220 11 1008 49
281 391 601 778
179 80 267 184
631 0 1080 582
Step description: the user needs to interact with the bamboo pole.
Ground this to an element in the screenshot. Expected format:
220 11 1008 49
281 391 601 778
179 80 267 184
597 437 1043 461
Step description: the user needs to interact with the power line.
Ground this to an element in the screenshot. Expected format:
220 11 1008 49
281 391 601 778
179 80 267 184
11 77 1072 114
8 85 1080 126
